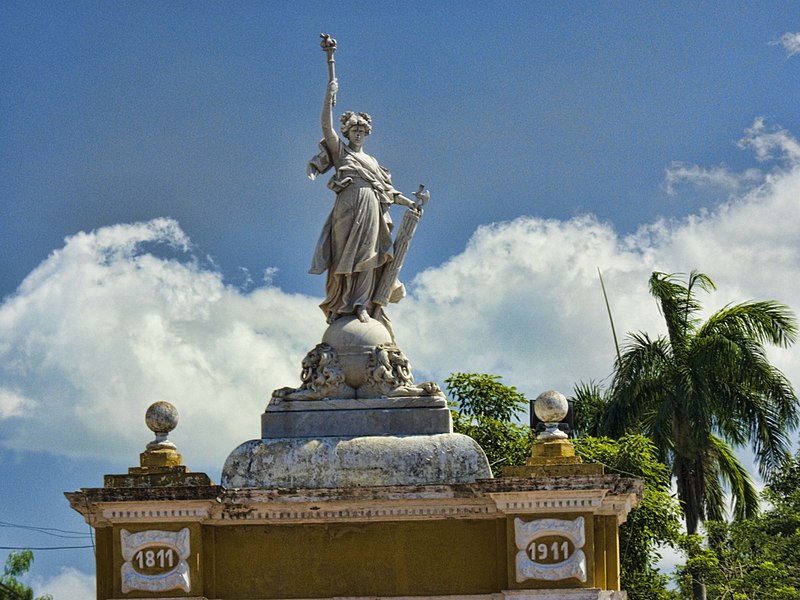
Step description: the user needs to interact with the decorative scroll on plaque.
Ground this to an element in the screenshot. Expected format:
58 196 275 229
120 528 191 593
514 517 587 583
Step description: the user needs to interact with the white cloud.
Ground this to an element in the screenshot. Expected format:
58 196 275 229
397 118 800 407
395 215 655 395
32 567 95 600
738 117 800 164
771 32 800 57
664 117 800 196
1 119 799 471
664 161 761 195
0 217 324 466
0 388 34 417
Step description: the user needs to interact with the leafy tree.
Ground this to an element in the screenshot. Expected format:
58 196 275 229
605 271 798 599
675 451 800 599
446 373 534 471
447 373 682 599
1 551 52 600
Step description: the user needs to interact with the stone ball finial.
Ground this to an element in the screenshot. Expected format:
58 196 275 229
145 401 179 451
534 390 569 423
534 390 569 440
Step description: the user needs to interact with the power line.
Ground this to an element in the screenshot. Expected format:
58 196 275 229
0 545 94 551
0 521 92 539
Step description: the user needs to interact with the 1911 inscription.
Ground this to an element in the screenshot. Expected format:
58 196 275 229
514 517 587 583
527 536 574 564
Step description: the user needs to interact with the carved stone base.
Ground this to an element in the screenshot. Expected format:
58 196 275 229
221 433 492 489
503 440 604 478
273 317 441 401
263 395 451 438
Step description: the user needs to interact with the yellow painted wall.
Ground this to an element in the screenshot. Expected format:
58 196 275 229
97 515 621 598
210 519 506 599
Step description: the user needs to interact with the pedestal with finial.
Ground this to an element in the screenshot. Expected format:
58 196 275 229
103 400 213 488
504 390 604 478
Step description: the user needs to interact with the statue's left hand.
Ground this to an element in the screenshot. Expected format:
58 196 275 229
396 196 422 213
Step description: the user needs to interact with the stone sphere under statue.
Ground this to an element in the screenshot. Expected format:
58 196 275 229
145 401 179 434
533 390 569 424
322 316 393 389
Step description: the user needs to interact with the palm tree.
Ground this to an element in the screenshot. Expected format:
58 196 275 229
605 271 798 599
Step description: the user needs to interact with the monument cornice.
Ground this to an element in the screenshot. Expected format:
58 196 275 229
66 475 642 526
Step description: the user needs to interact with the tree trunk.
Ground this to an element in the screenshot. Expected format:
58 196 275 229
685 494 707 600
692 579 707 600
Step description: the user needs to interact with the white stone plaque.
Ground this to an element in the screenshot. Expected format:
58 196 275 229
514 517 587 583
120 528 191 593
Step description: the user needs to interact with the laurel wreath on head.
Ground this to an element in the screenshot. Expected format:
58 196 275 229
340 111 373 136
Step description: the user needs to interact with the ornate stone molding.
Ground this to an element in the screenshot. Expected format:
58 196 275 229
597 494 638 524
216 501 495 523
68 478 641 528
102 502 211 523
489 490 606 514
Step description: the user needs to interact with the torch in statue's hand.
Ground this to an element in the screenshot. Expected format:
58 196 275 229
413 184 430 213
320 33 337 106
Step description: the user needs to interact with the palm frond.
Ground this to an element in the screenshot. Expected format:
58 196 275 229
603 269 797 543
702 457 726 522
649 271 715 346
606 333 671 436
699 300 798 348
688 323 798 477
571 381 608 437
708 434 759 520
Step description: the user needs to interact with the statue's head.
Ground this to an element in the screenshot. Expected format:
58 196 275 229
340 111 372 139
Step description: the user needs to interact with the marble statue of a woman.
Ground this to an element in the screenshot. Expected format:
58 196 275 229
307 78 420 325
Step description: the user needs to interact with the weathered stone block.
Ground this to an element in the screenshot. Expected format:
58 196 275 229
221 433 492 489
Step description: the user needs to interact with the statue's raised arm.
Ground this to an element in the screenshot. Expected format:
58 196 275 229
319 34 340 154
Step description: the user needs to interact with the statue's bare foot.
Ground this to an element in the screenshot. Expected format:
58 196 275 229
356 307 370 323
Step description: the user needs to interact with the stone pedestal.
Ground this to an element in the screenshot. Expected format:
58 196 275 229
222 433 491 488
66 335 640 600
225 393 488 488
504 439 604 478
262 395 452 438
221 316 492 490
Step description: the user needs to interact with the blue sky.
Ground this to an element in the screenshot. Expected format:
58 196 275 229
2 2 800 596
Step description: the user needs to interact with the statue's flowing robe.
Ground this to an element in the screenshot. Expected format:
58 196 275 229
309 139 404 320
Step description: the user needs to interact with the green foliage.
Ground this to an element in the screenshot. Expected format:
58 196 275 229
451 411 534 470
571 381 609 437
675 452 800 599
575 435 683 600
446 372 528 421
1 551 52 600
606 271 799 536
445 373 533 471
446 373 681 600
602 270 799 599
